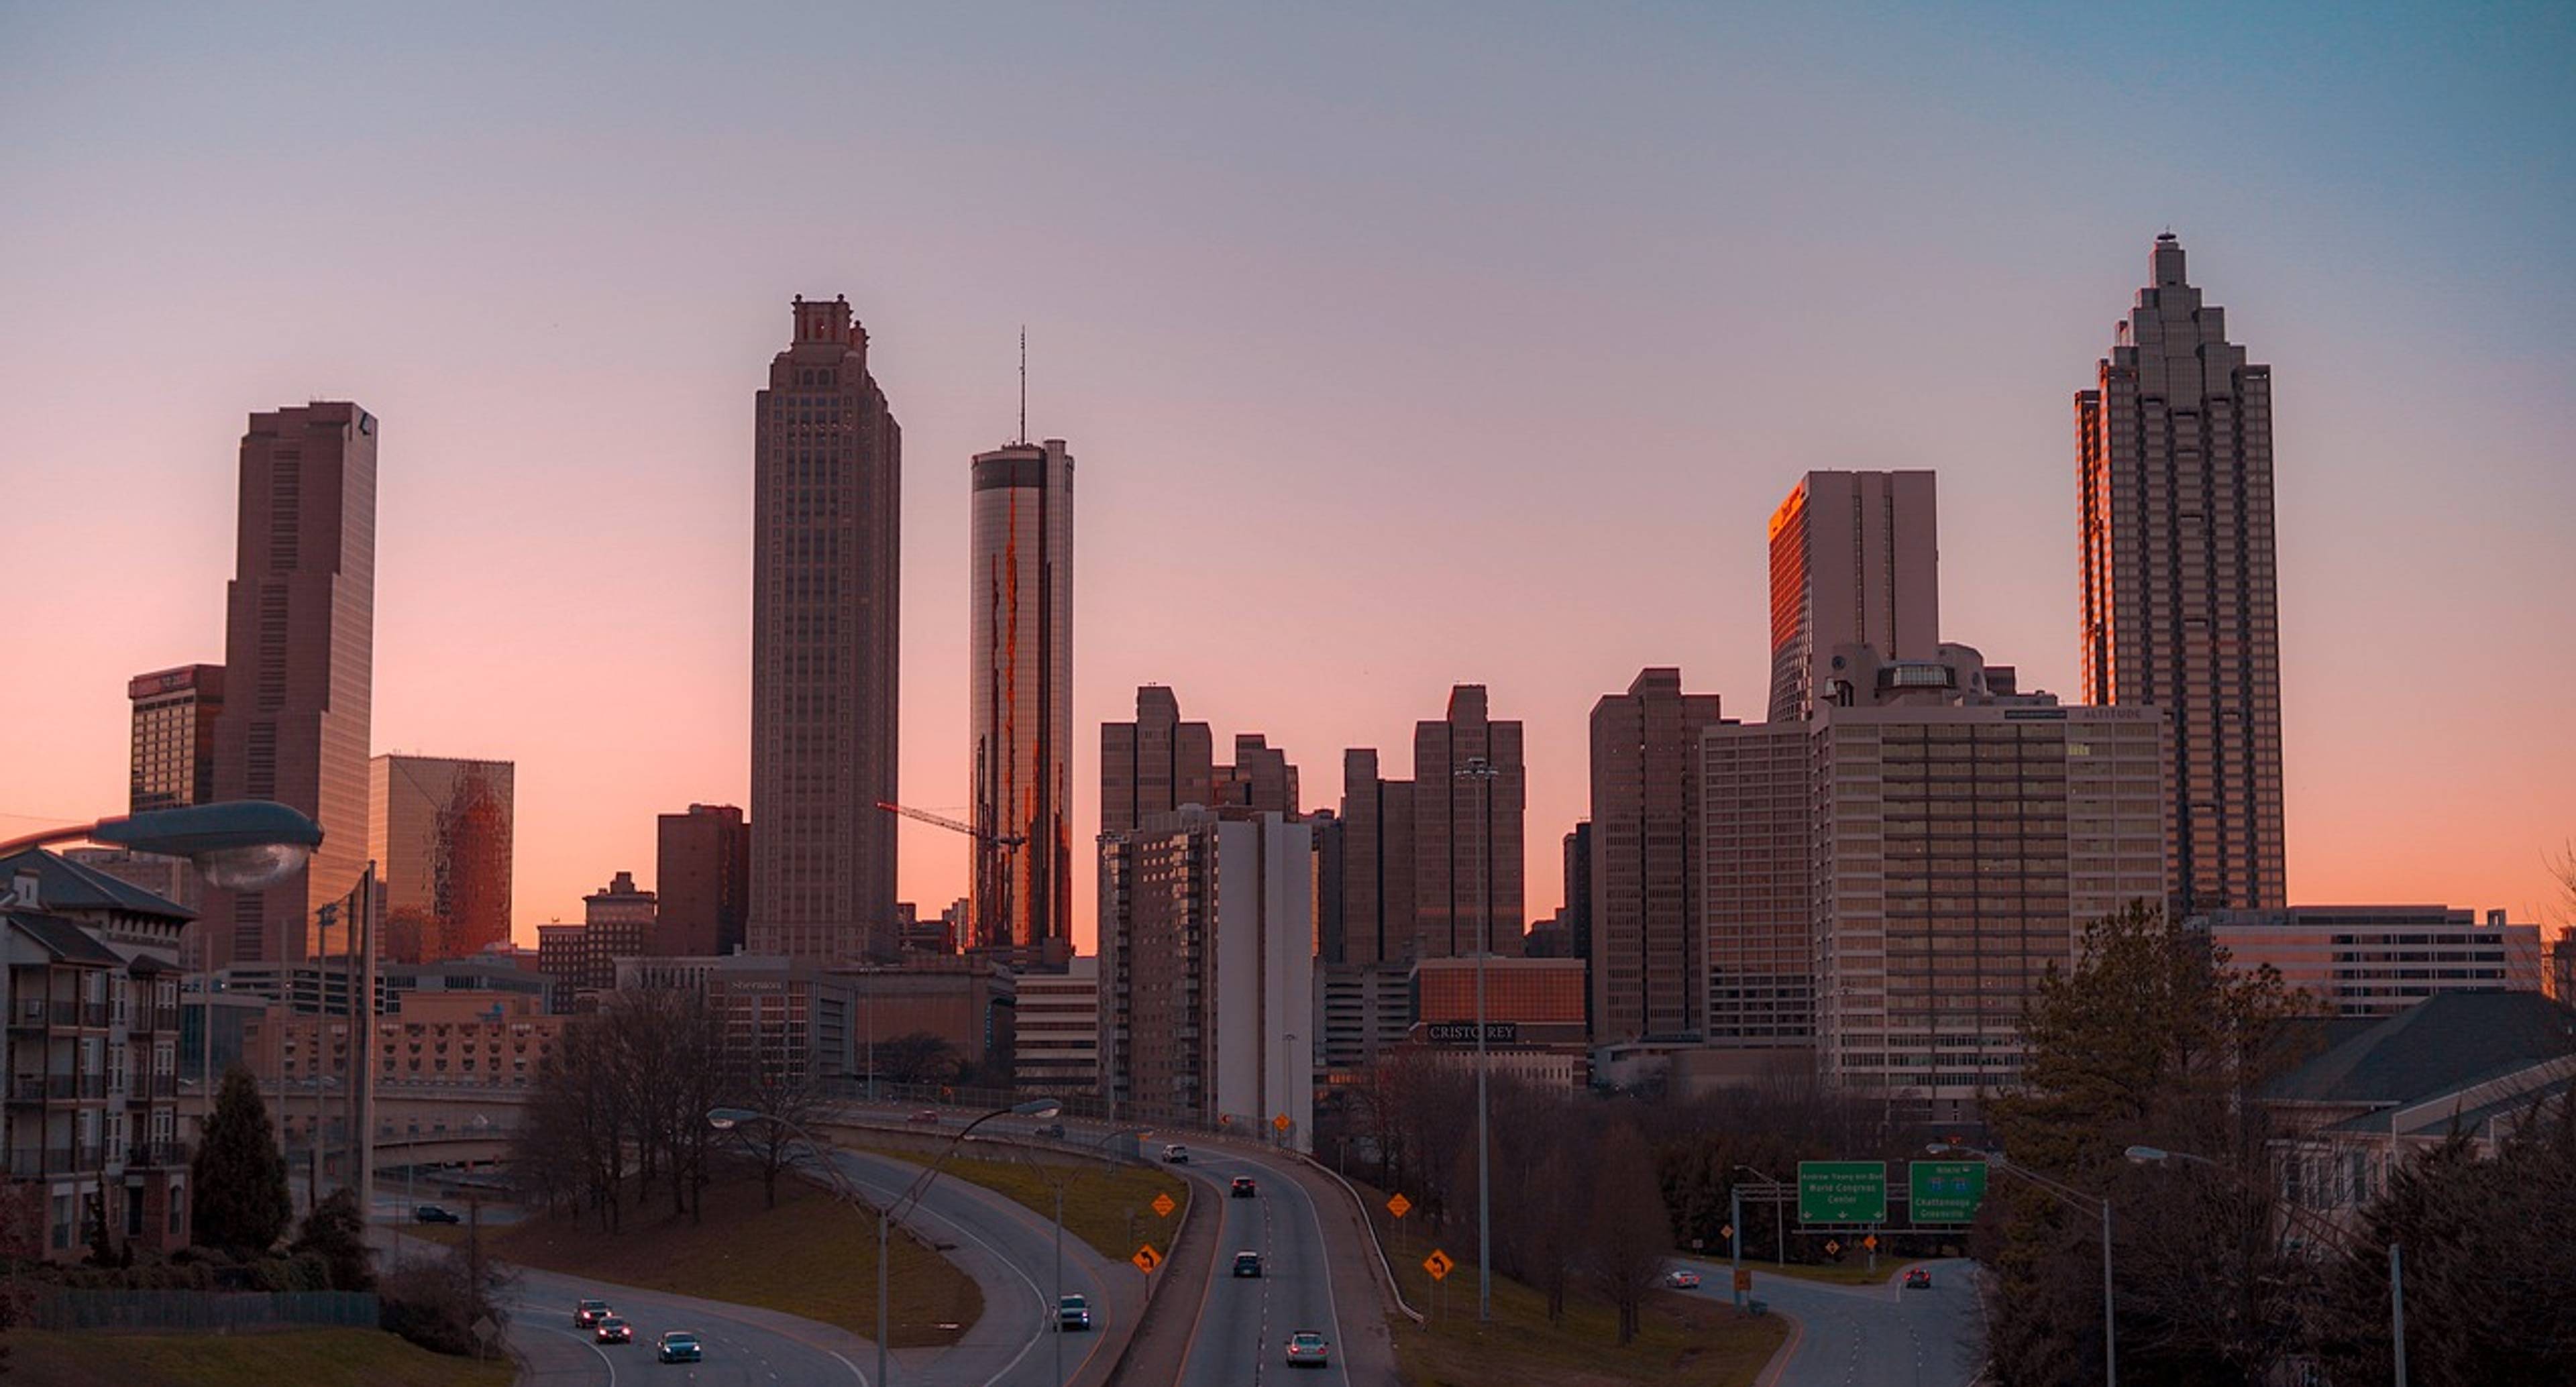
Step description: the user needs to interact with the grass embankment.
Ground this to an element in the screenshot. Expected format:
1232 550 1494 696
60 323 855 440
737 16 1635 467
1733 1256 1907 1286
1350 1177 1788 1387
425 1176 981 1346
833 1131 1190 1265
4 1328 515 1387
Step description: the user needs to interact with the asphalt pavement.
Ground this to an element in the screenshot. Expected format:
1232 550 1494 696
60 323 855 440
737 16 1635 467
1672 1256 1982 1387
1161 1145 1352 1387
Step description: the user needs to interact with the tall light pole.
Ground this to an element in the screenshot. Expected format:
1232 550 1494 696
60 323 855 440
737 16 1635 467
712 1096 1060 1387
1931 1144 2114 1387
1454 755 1497 1323
2125 1144 2406 1386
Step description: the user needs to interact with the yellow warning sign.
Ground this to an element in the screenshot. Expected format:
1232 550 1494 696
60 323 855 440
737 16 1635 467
1132 1244 1163 1274
1273 1113 1292 1133
1151 1192 1177 1218
1424 1249 1454 1282
1862 1234 1879 1251
1386 1192 1412 1219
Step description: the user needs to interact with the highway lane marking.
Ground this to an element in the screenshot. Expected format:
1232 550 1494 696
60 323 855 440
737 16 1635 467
833 1150 1049 1387
1173 1159 1236 1386
507 1297 619 1386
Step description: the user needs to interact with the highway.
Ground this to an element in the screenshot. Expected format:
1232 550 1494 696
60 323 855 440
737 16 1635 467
1163 1143 1353 1387
1672 1256 1981 1387
826 1144 1126 1387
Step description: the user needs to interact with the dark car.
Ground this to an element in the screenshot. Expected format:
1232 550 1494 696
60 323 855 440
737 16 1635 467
415 1204 462 1224
1230 1176 1257 1199
1233 1251 1263 1278
909 1109 942 1125
657 1331 703 1364
1903 1267 1933 1290
595 1316 633 1345
1034 1123 1067 1139
574 1299 611 1328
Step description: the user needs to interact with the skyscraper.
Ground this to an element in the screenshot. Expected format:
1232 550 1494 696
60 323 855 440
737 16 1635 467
368 755 514 964
1099 686 1214 836
205 402 377 968
655 803 751 958
969 437 1074 954
1587 669 1725 1043
1766 471 1939 722
128 664 224 814
1214 734 1299 816
1413 685 1525 959
750 296 902 963
1332 748 1414 966
2078 233 2286 912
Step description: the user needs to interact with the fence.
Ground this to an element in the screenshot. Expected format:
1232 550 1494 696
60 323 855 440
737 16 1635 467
25 1289 380 1333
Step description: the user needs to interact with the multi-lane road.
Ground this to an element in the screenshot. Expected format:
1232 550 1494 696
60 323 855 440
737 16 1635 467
1672 1255 1982 1387
1162 1144 1352 1387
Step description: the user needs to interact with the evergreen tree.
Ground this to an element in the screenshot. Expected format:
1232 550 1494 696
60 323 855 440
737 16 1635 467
190 1065 291 1254
290 1186 374 1290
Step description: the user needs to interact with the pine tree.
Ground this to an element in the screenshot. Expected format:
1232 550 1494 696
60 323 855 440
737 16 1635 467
291 1186 375 1290
190 1065 291 1255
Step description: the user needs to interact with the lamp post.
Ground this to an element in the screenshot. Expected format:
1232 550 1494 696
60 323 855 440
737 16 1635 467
1030 1124 1150 1386
712 1096 1061 1387
1931 1144 2115 1387
1452 755 1497 1323
2125 1144 2406 1387
1736 1164 1786 1268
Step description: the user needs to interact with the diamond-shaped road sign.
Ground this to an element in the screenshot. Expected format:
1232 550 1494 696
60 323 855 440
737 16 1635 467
1150 1192 1177 1218
1424 1248 1454 1282
1719 1223 1734 1240
1132 1244 1163 1274
1825 1239 1842 1256
1273 1113 1292 1133
1863 1234 1880 1251
1387 1192 1412 1219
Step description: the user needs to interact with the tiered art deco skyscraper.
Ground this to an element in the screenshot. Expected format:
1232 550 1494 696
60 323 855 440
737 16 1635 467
749 296 903 962
2078 235 2286 911
205 402 376 968
969 437 1074 956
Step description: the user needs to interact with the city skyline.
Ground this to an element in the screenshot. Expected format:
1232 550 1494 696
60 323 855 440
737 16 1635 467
5 7 2571 946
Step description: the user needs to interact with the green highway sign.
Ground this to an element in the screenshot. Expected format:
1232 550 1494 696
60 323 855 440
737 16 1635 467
1909 1160 1988 1225
1797 1160 1887 1224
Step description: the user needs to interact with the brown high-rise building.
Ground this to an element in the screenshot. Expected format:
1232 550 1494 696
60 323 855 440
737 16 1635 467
749 296 902 963
657 803 751 958
205 402 377 968
1099 687 1215 836
1587 669 1725 1043
2079 234 2286 912
969 437 1074 954
369 755 515 964
1411 685 1525 959
1215 734 1299 816
1766 471 1940 723
1333 748 1415 966
128 664 225 814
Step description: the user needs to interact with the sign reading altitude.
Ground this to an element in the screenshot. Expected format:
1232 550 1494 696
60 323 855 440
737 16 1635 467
1908 1160 1988 1225
1797 1161 1888 1225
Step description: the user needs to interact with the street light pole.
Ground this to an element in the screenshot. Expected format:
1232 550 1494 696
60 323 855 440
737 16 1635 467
1931 1145 2114 1386
1454 755 1497 1323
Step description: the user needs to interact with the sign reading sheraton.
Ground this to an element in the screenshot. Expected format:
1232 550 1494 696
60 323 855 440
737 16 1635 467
1425 1021 1517 1044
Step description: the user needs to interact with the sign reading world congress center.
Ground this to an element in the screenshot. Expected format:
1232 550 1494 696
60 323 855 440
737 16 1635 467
1909 1160 1988 1225
1797 1161 1888 1225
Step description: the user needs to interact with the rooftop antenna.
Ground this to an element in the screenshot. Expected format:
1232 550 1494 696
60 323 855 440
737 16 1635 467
1017 326 1028 446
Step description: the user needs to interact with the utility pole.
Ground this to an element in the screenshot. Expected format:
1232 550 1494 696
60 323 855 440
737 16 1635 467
1453 755 1498 1323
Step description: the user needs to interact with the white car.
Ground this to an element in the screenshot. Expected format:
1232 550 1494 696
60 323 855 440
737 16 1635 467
1664 1268 1702 1290
1285 1329 1331 1368
1161 1144 1190 1164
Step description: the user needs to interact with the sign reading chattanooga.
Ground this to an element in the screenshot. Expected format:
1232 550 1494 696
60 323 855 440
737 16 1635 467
1909 1160 1988 1225
1797 1160 1888 1224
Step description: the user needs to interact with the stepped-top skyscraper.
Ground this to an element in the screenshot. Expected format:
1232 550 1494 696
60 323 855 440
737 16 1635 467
969 435 1074 956
2078 234 2285 911
749 296 903 962
203 402 376 968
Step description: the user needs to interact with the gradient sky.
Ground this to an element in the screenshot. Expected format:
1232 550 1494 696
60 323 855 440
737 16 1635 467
4 3 2571 949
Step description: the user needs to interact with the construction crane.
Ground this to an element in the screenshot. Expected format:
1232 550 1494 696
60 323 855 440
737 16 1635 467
874 801 1025 847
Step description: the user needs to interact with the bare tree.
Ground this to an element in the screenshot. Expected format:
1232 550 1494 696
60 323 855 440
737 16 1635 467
726 1062 828 1211
1583 1121 1669 1345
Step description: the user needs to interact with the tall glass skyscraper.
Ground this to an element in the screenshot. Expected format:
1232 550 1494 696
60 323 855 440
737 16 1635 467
369 755 514 964
2078 235 2286 911
205 402 376 967
969 437 1073 956
750 296 903 962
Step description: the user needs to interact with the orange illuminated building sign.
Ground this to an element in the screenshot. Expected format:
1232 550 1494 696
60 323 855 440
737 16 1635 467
1411 958 1584 1027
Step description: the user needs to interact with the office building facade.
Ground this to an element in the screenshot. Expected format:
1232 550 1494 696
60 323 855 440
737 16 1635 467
1099 686 1214 837
127 665 224 815
368 755 514 964
2078 234 2286 911
655 803 750 959
1411 685 1525 960
1766 471 1939 723
969 437 1075 954
2198 906 2545 1017
750 296 903 963
1587 669 1725 1044
205 402 378 968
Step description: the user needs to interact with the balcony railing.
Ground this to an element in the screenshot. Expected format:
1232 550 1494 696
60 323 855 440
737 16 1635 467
8 1001 45 1029
50 1001 78 1027
124 1141 186 1168
5 1076 43 1103
150 1007 181 1033
82 1003 110 1028
4 1146 106 1178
